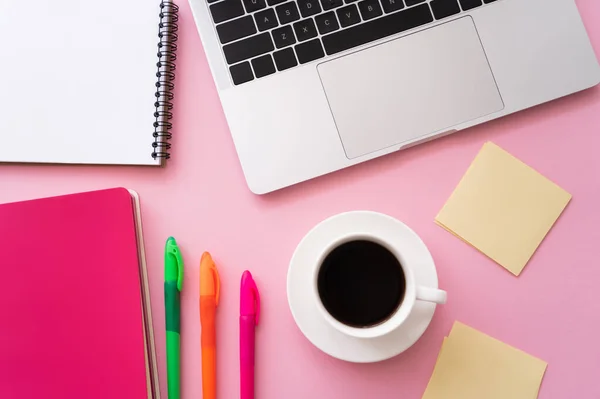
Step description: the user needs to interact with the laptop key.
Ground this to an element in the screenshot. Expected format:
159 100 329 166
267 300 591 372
459 0 482 10
322 3 433 55
276 2 301 24
223 32 275 64
295 39 325 63
243 0 267 13
430 0 460 19
320 0 344 11
293 18 318 41
230 62 254 85
255 8 279 31
358 0 383 20
483 0 496 2
316 12 340 34
336 4 361 27
381 0 404 14
273 48 298 70
272 25 297 48
210 0 245 24
252 54 277 78
217 16 257 44
405 0 425 5
267 0 286 5
298 0 322 17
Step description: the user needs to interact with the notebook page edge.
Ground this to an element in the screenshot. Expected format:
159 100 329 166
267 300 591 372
129 189 161 399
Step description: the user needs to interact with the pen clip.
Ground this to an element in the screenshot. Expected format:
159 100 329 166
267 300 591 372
211 262 221 306
172 247 184 292
166 237 184 292
251 278 260 325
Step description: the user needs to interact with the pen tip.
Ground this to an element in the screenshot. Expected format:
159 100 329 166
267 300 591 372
201 251 212 263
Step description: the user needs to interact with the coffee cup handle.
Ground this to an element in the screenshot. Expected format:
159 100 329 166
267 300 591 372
416 286 447 304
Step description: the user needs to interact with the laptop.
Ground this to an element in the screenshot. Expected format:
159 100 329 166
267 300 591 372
189 0 600 194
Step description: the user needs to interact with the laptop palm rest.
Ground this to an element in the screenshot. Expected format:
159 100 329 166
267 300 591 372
318 17 504 159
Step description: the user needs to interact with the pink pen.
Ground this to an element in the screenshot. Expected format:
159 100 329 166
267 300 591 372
240 270 260 399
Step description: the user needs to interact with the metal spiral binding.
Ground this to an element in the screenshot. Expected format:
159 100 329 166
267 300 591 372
152 0 179 160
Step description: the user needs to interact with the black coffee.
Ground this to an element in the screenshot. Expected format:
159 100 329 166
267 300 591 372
317 240 405 328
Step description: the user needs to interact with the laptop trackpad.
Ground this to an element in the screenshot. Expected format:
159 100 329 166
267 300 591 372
318 17 503 159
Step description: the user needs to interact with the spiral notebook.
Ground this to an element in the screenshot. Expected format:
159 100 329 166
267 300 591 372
0 188 159 398
0 1 179 165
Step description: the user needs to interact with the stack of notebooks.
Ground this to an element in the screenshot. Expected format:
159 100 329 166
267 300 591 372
0 188 159 398
1 0 177 394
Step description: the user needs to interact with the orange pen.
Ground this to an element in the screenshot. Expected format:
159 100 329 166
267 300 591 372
200 252 220 399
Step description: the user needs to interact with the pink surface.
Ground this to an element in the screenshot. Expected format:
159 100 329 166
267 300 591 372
1 0 600 397
0 189 148 398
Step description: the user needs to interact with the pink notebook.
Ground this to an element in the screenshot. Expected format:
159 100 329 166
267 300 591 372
0 188 158 399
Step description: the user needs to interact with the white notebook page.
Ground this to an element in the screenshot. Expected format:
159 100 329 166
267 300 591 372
0 0 163 165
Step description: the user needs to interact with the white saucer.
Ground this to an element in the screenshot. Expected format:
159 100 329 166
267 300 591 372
287 211 440 363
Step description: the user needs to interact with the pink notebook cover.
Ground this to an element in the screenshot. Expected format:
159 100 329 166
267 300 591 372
0 188 149 398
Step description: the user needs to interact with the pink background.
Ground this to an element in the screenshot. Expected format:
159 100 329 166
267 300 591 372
1 0 599 398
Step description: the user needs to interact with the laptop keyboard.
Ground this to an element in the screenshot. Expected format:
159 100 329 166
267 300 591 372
209 0 498 85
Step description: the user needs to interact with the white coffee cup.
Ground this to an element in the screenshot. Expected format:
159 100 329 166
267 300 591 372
312 231 447 340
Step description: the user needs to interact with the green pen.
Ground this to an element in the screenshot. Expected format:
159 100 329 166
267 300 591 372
165 237 183 399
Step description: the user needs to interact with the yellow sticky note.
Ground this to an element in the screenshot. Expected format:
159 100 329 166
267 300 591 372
435 142 571 275
422 322 547 399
